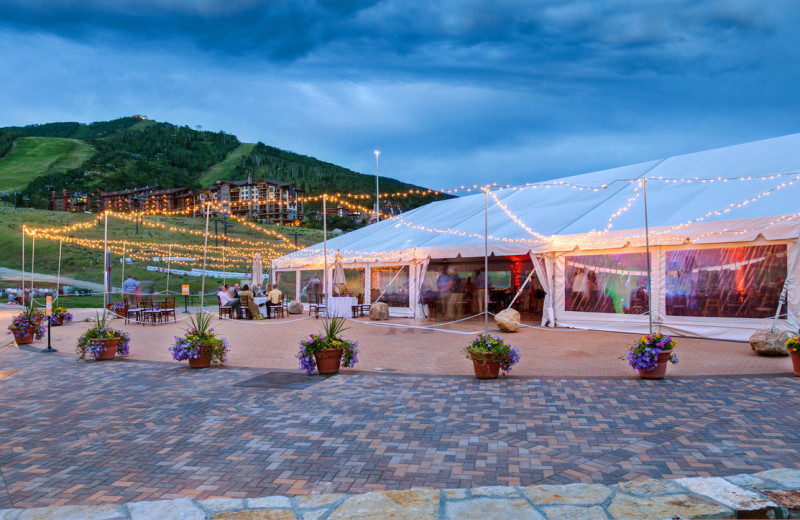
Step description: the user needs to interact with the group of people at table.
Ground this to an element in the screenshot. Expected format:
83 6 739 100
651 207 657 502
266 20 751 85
217 283 283 319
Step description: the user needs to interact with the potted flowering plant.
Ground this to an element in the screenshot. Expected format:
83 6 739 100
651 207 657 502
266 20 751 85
627 332 678 379
462 334 520 379
76 312 131 361
106 300 127 318
170 312 229 368
784 335 800 377
7 305 46 344
47 306 73 326
297 316 359 375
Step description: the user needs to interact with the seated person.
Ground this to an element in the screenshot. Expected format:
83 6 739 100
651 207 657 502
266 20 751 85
217 285 241 318
266 284 283 319
238 284 259 319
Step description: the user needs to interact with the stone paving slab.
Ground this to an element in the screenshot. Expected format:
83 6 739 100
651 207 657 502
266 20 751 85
2 470 799 519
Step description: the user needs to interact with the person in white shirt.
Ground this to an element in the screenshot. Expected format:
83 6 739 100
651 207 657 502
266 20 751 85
266 285 282 319
217 286 241 318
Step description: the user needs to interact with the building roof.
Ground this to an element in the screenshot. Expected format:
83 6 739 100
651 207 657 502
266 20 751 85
275 132 800 268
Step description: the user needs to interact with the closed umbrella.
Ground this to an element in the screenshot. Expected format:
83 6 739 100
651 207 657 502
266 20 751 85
252 253 264 289
332 250 347 295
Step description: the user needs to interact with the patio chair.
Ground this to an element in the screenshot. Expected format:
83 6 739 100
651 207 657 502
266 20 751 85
161 297 176 323
217 296 232 320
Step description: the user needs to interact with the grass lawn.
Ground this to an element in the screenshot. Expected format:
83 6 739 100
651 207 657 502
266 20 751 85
0 137 96 191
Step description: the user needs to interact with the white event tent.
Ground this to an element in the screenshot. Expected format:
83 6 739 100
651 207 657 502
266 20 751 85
272 133 800 340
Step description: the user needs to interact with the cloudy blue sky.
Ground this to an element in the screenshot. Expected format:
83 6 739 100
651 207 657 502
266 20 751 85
1 0 799 190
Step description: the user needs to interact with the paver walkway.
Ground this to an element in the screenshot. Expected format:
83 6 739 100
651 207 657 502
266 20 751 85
1 342 798 513
2 307 794 377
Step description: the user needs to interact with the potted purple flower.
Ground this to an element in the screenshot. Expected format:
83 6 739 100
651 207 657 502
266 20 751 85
170 312 229 368
47 306 73 326
7 305 46 345
76 313 131 361
297 316 359 375
626 333 678 379
462 334 520 379
106 300 127 318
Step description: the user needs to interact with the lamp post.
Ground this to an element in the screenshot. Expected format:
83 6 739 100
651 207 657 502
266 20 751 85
374 150 380 222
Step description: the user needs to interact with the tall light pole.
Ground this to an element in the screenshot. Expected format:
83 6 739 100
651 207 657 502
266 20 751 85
374 150 380 222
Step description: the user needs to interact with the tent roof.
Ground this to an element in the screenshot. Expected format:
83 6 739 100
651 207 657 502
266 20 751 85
275 133 800 268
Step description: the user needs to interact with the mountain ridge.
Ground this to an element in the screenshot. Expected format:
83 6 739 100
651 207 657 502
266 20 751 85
0 116 446 212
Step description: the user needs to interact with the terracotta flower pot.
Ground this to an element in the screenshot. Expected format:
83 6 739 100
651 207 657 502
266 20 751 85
188 348 212 369
314 348 343 375
93 337 121 360
52 315 65 326
638 350 673 380
471 352 501 380
10 326 37 345
789 351 800 377
106 305 127 318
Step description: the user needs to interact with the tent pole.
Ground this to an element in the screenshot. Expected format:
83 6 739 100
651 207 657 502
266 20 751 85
103 211 108 312
166 244 172 294
200 202 210 313
30 235 35 296
21 226 25 305
484 188 489 335
323 194 328 305
643 178 653 334
56 239 62 304
772 236 800 332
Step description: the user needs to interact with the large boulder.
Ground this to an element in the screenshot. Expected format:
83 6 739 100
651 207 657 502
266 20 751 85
287 300 304 315
494 308 521 333
369 302 390 320
749 329 791 356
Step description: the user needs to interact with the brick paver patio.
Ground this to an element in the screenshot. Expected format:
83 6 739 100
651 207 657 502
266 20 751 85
1 307 798 511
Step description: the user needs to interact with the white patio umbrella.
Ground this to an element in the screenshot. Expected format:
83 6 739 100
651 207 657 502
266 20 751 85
252 253 264 289
332 250 347 295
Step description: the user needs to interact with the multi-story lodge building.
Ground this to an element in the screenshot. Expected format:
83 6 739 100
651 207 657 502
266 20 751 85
49 189 92 212
194 177 303 224
50 177 304 225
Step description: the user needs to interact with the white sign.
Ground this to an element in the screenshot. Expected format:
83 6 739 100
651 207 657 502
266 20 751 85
146 266 251 278
152 256 195 262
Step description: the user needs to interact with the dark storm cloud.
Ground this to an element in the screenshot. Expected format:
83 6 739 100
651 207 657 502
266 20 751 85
0 0 799 187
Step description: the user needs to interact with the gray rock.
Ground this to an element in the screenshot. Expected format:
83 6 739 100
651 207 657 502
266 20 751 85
494 308 521 332
749 329 791 356
541 505 608 519
127 498 205 520
675 477 779 518
329 489 437 519
521 483 612 505
445 497 544 520
287 300 304 314
196 497 246 513
756 468 800 488
15 504 124 520
369 302 389 320
246 496 292 509
607 493 733 519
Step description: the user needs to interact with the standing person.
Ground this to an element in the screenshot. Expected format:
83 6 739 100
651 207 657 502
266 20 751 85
266 284 283 319
436 267 452 319
475 268 488 314
122 275 140 305
448 267 462 320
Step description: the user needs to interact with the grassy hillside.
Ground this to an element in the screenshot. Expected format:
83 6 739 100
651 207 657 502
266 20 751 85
0 137 96 191
0 116 448 212
199 142 255 186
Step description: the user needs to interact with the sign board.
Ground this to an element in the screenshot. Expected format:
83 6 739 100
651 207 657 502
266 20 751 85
182 285 190 295
45 296 52 316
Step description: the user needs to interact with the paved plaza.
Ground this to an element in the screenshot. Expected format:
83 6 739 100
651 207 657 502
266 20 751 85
0 308 799 518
